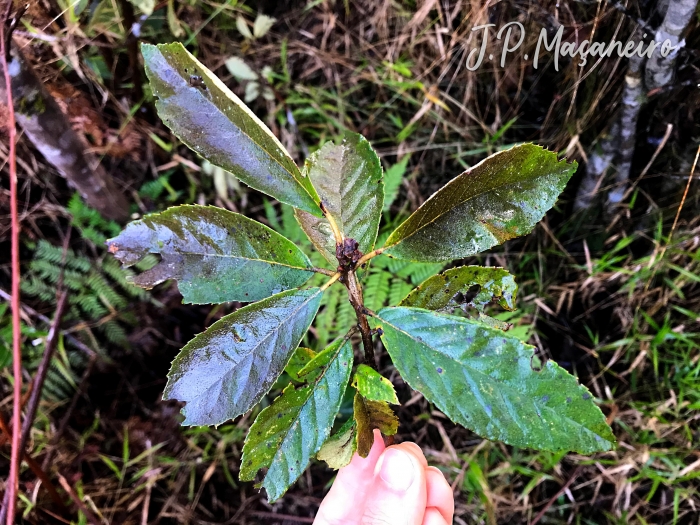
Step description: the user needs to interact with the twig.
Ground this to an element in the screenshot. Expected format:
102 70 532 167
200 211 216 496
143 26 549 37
657 144 700 264
0 287 98 360
57 474 102 525
2 1 21 521
0 293 69 524
531 465 583 525
0 412 67 513
41 355 96 470
344 272 376 368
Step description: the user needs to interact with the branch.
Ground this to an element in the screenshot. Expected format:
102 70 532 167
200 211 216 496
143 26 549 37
606 33 644 214
344 272 376 368
0 293 69 524
573 122 619 212
645 0 698 91
1 2 21 522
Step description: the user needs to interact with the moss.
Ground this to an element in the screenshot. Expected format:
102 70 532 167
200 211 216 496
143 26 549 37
17 91 46 117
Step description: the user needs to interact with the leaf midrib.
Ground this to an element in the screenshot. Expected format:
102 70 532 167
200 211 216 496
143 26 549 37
378 313 612 445
153 44 317 206
181 288 322 404
174 252 314 272
267 341 347 472
385 151 564 248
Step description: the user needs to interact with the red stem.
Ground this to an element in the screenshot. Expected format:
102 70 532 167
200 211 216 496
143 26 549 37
1 5 21 523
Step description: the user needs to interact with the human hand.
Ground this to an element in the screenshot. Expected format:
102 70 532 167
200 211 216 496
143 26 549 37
314 429 454 525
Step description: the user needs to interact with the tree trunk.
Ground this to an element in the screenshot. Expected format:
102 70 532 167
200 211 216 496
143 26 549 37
645 0 698 91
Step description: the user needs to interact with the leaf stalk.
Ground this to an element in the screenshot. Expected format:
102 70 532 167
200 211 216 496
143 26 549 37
356 247 385 268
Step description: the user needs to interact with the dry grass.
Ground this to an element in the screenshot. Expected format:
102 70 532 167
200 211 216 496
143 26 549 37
1 0 699 524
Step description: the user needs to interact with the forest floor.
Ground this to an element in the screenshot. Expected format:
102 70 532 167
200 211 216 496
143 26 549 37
1 1 700 524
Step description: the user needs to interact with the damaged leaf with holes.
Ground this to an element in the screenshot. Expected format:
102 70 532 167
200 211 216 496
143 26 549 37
108 41 614 503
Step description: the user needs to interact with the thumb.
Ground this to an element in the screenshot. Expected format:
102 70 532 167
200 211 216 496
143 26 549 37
361 444 428 525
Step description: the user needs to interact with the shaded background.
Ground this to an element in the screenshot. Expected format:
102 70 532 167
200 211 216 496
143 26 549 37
1 0 700 523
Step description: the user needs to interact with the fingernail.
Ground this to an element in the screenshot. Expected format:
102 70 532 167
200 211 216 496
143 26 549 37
377 448 415 492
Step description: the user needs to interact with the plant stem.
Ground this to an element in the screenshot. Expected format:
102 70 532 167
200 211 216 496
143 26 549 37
356 247 385 268
321 202 344 244
320 272 341 291
2 3 21 522
311 266 336 276
344 271 376 368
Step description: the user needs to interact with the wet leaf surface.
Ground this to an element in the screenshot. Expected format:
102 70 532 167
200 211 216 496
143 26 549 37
284 347 317 383
376 307 615 453
354 392 398 458
239 338 353 501
352 364 399 405
141 43 321 215
383 144 576 261
400 265 517 312
317 418 357 470
295 133 383 263
164 287 323 426
107 205 313 304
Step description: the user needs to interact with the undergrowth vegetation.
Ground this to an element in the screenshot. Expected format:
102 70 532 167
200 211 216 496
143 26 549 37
0 0 698 524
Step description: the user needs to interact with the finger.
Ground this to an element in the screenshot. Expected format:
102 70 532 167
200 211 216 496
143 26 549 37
314 429 386 525
393 441 428 469
421 507 450 525
425 467 454 523
361 446 428 525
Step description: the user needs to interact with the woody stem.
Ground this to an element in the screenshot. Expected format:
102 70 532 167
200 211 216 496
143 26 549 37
344 270 376 368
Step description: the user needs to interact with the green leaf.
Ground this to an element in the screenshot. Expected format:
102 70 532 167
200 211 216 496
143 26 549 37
107 205 314 304
383 154 410 212
354 392 398 458
141 43 321 215
317 418 357 470
375 307 615 453
295 133 384 264
285 347 317 383
352 364 399 405
164 287 323 426
382 144 576 262
239 337 353 501
400 265 517 312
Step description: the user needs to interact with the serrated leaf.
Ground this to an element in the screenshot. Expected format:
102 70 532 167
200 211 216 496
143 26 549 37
383 144 576 262
141 43 321 215
285 347 317 383
253 14 276 38
239 338 353 501
107 205 313 304
352 364 399 405
375 307 615 453
295 133 383 264
225 56 258 81
383 154 410 212
163 287 323 426
354 392 398 458
236 15 253 39
317 418 357 470
400 265 517 312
